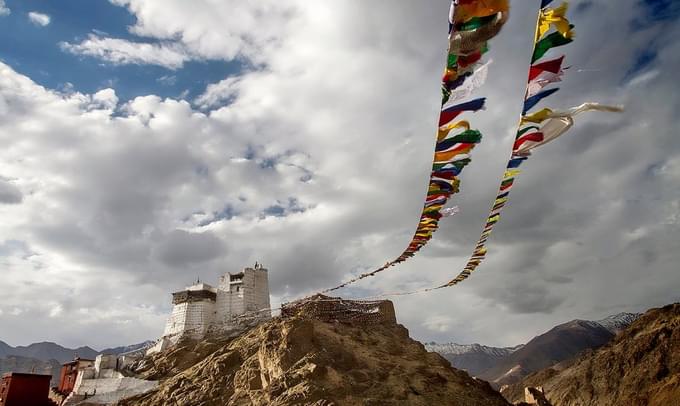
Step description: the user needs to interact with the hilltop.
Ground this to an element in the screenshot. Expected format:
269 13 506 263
119 298 510 406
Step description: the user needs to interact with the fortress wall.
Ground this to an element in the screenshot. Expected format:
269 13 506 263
163 302 189 336
248 268 271 316
163 300 216 338
183 300 216 338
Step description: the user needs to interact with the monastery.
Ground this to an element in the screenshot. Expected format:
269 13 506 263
148 263 271 353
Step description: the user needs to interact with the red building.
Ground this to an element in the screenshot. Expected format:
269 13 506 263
57 358 94 396
0 372 56 406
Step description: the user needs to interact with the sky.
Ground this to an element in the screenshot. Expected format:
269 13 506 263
0 0 679 350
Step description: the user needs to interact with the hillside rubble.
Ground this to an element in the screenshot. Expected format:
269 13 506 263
502 303 680 405
118 308 510 405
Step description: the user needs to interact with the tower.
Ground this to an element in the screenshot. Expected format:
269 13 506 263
162 282 217 339
215 264 271 326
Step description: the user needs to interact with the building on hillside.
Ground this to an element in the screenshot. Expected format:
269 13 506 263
61 354 157 405
147 263 271 353
0 372 55 406
56 357 95 396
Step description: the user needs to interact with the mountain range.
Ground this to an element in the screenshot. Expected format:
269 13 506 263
0 340 153 385
427 312 641 388
502 304 680 405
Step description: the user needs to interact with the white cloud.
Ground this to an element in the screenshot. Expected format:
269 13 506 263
194 77 241 109
28 11 50 26
0 0 10 16
91 88 119 110
110 0 291 63
60 34 191 69
0 177 22 204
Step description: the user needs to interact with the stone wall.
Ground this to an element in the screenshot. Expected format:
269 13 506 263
281 295 397 325
242 267 271 314
162 299 216 339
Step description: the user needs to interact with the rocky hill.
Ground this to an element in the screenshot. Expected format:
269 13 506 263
502 303 680 405
119 313 510 405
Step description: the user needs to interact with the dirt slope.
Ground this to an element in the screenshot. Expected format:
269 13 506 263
502 303 680 405
119 316 509 406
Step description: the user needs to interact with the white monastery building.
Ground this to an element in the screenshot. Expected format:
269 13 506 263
161 263 271 341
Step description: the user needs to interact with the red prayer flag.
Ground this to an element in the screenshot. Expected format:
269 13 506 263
528 55 564 81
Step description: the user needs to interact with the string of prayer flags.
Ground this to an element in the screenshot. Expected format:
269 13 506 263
321 0 508 294
438 1 623 289
439 0 576 288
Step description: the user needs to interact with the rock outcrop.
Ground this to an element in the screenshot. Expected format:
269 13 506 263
503 303 680 405
119 304 510 406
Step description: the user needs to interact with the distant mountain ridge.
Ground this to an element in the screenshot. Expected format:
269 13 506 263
428 312 641 386
424 342 524 376
0 340 155 363
424 342 523 357
0 339 154 385
0 341 99 364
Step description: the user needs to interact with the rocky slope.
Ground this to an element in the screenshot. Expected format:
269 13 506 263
424 343 523 377
503 303 680 405
119 316 510 406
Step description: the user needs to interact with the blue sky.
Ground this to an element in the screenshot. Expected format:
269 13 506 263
0 0 240 102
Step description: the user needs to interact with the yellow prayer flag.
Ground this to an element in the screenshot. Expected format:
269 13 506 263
437 120 470 142
521 108 554 124
537 3 573 40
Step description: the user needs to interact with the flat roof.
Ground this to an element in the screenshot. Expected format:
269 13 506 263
2 372 52 378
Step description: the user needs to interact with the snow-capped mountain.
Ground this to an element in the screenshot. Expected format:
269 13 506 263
424 342 522 357
427 311 641 382
594 312 641 334
424 342 523 376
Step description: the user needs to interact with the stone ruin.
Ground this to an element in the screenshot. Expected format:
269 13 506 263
281 294 397 325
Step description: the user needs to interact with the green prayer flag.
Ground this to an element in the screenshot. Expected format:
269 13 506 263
446 129 482 144
532 31 573 63
516 125 540 138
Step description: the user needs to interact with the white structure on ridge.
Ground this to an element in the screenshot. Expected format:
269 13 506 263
161 263 271 341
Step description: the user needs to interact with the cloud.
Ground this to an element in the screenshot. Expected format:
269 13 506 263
91 88 119 110
28 11 50 26
60 34 191 69
194 77 241 109
153 229 225 267
1 0 679 350
0 178 22 204
156 75 177 86
0 0 9 16
109 0 291 63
